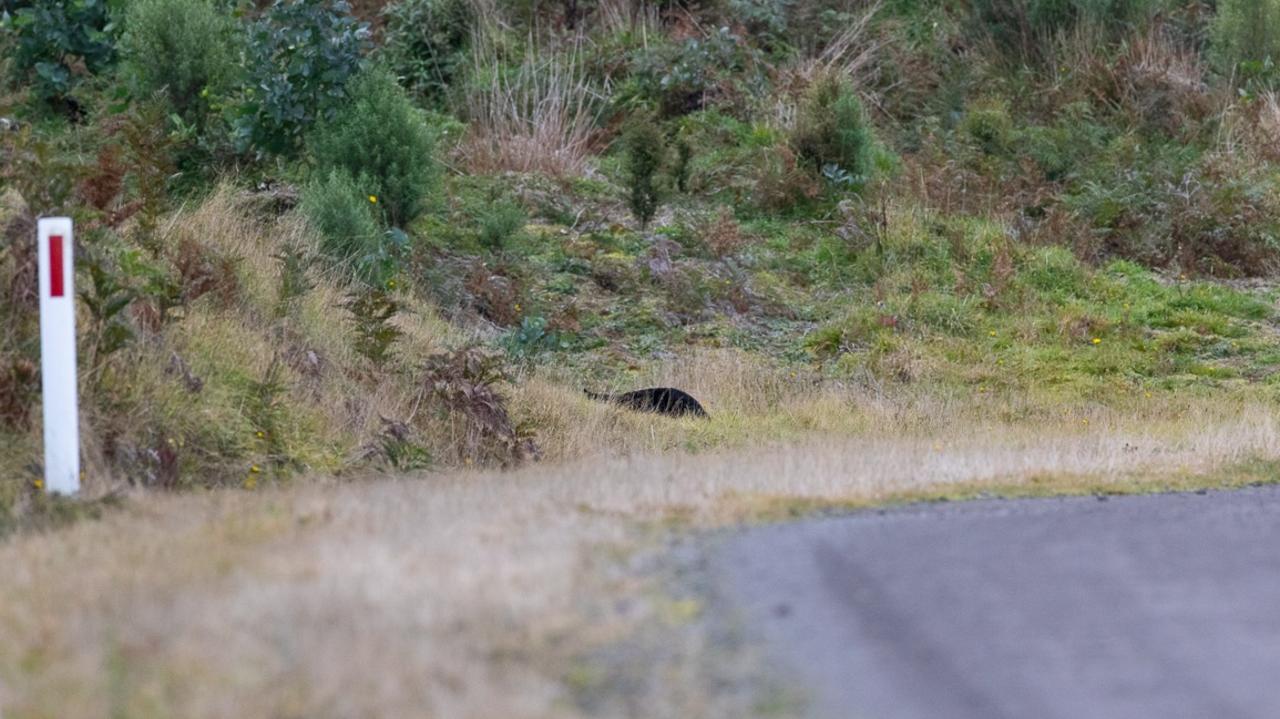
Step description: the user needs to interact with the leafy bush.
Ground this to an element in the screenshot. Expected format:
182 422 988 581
308 67 438 228
300 169 381 269
503 315 563 362
791 73 876 188
961 98 1014 156
3 0 117 107
118 0 238 124
623 27 756 118
1210 0 1280 72
233 0 369 157
726 0 788 48
623 114 664 229
379 0 472 104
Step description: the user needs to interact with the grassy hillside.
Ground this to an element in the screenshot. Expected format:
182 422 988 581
4 0 1280 525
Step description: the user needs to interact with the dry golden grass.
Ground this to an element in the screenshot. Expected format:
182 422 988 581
0 185 475 498
7 185 1280 718
3 396 1280 718
459 42 599 178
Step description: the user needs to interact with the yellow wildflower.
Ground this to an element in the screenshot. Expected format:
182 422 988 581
368 195 378 204
249 465 261 474
988 330 997 337
33 478 43 490
1091 337 1101 345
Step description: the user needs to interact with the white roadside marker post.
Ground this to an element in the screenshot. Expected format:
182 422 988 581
37 218 80 496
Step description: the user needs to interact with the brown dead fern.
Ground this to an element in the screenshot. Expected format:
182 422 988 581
412 346 539 467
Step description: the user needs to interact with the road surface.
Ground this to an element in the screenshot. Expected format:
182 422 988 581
713 486 1280 719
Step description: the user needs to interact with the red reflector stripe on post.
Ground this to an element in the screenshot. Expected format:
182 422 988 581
49 235 64 297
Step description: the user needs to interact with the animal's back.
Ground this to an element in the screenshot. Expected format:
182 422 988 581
585 387 709 418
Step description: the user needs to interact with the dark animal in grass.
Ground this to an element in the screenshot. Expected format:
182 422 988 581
585 387 709 419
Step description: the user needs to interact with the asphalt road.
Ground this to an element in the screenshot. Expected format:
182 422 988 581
713 486 1280 719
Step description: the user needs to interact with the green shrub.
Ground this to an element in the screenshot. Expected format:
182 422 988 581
623 28 754 118
233 0 369 157
379 0 472 105
308 67 438 228
478 201 526 253
961 98 1014 156
623 114 664 229
1210 0 1280 72
301 169 381 268
119 0 238 124
791 73 876 188
3 0 117 107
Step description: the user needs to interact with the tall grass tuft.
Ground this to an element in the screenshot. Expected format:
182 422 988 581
594 0 659 36
459 41 600 177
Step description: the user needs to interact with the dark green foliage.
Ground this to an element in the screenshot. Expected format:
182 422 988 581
1065 141 1280 275
307 67 438 228
623 27 756 118
478 201 526 253
344 286 403 367
1210 0 1280 72
379 0 472 105
791 74 876 189
3 0 117 107
623 115 664 229
727 0 872 54
726 0 788 49
244 356 294 473
300 169 382 270
118 0 238 125
79 250 138 369
233 0 369 157
273 243 314 319
78 234 181 375
673 136 692 193
0 127 83 215
970 0 1160 60
961 98 1014 156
